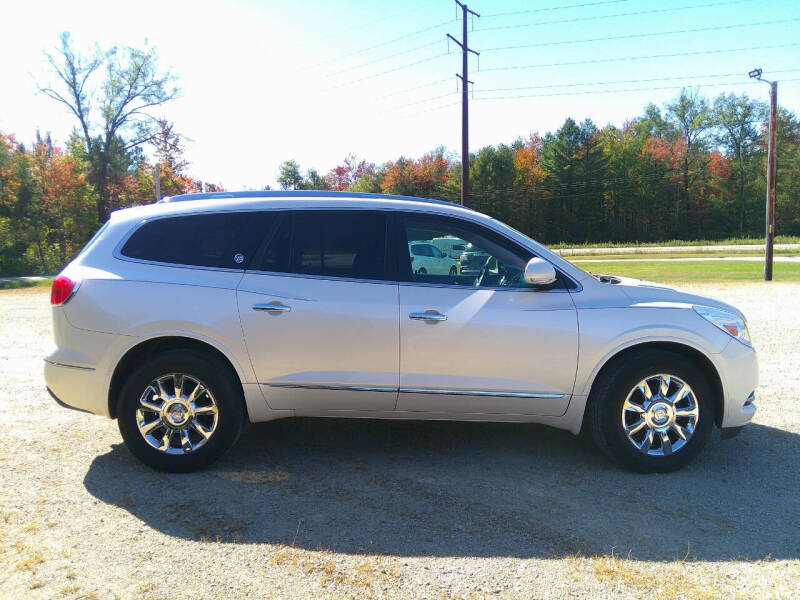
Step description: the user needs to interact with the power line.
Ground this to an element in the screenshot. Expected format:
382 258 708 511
457 167 781 202
403 100 461 116
385 70 794 111
380 91 459 114
477 69 800 94
376 77 453 100
476 0 756 32
466 171 683 196
335 53 450 88
458 176 681 203
482 43 800 72
390 77 800 118
482 0 631 20
334 1 433 35
473 78 800 101
481 18 800 52
323 40 442 78
302 19 456 71
466 184 671 202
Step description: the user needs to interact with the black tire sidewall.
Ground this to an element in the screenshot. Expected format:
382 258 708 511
117 349 244 473
592 350 715 473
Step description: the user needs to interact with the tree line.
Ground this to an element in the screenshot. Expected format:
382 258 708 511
2 34 799 276
279 89 799 246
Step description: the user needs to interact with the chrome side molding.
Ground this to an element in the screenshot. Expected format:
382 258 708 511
264 381 563 399
400 388 564 399
266 382 397 393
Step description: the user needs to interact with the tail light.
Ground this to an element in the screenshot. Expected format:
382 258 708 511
51 276 80 305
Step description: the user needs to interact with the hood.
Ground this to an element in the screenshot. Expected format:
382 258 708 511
604 275 746 319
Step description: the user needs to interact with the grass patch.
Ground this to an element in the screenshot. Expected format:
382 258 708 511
271 546 399 590
16 550 45 571
570 259 800 282
566 250 800 261
0 278 52 290
549 235 800 250
568 552 720 600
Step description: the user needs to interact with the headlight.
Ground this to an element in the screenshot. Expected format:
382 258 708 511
693 305 751 346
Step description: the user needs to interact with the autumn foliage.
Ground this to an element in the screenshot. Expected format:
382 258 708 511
0 127 213 276
3 88 800 276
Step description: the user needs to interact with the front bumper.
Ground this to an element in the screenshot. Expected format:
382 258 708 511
716 339 758 429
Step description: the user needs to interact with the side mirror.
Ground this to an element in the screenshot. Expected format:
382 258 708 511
523 257 558 286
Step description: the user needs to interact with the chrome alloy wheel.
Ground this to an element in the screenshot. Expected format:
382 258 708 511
136 373 219 455
621 374 700 457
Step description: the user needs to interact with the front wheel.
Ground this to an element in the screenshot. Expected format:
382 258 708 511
587 349 715 473
117 349 245 472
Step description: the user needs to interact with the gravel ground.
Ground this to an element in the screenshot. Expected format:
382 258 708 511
1 284 799 600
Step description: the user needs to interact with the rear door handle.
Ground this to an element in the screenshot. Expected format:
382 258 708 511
409 311 447 322
253 303 291 313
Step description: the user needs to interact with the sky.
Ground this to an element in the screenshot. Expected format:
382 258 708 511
1 0 799 189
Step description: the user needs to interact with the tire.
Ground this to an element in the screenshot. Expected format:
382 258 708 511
417 267 427 275
449 266 458 276
587 349 715 473
117 349 245 473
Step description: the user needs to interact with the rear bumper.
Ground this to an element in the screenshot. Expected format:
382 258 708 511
44 359 109 416
47 385 92 414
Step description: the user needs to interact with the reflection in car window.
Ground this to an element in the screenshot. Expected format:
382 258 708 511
401 215 535 288
410 244 434 257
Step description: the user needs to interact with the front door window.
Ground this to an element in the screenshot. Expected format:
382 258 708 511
400 214 537 288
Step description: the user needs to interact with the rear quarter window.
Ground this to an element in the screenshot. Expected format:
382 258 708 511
120 212 275 269
76 221 110 259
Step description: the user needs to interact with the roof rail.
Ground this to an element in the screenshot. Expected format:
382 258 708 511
158 190 467 209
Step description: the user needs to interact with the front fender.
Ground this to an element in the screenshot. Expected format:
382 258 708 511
574 306 731 398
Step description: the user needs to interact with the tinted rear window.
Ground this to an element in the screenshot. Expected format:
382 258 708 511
120 212 275 269
257 211 390 281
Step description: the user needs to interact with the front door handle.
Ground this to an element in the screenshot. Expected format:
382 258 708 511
253 303 291 313
409 311 447 322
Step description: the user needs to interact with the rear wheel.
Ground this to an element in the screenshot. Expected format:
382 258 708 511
449 266 458 276
117 349 244 472
588 349 715 473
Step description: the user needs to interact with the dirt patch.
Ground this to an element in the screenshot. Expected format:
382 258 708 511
1 284 798 599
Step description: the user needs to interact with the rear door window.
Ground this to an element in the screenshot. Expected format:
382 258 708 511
120 212 275 269
256 211 392 281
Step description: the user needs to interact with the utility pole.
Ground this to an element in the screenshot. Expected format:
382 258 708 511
749 68 778 281
447 1 479 206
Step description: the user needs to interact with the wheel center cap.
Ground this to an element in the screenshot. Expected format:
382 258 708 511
650 402 671 426
165 402 190 426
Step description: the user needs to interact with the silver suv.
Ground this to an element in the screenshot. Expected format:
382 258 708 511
45 191 757 473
